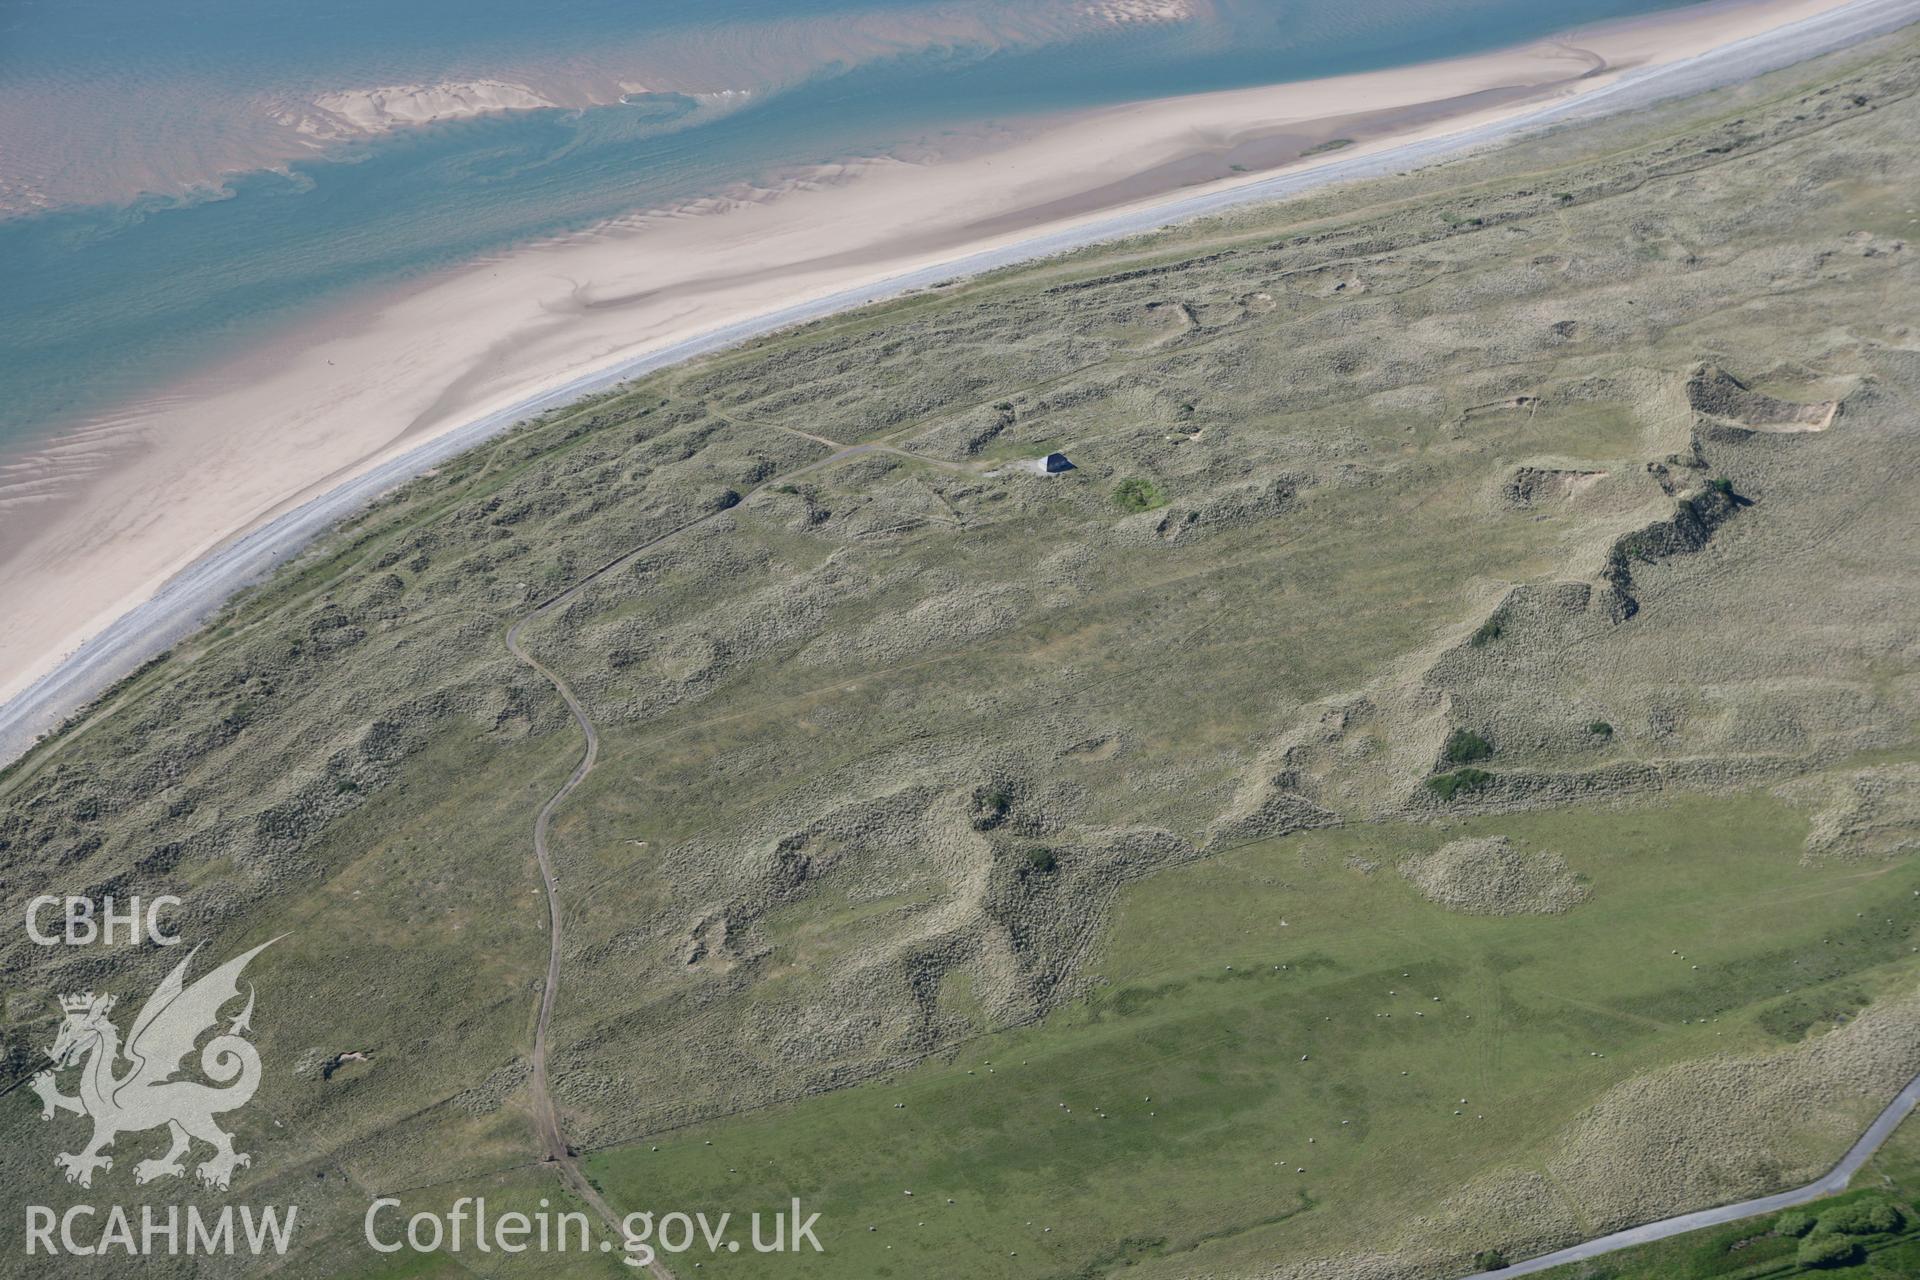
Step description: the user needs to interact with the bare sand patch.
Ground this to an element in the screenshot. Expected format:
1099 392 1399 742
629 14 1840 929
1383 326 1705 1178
1502 465 1611 509
1686 363 1842 432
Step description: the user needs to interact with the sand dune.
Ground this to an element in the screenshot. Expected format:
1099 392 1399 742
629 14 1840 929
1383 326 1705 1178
0 0 1897 755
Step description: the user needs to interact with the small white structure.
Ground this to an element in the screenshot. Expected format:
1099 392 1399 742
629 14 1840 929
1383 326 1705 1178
993 451 1077 478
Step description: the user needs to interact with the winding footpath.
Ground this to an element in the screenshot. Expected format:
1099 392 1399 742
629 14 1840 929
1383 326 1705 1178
6 0 1916 1268
498 429 1920 1279
507 588 680 1276
5 0 1917 766
500 435 888 1276
1458 1070 1920 1278
505 603 659 1273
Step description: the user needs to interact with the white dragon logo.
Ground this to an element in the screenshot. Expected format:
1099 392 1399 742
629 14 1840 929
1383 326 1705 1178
29 939 276 1191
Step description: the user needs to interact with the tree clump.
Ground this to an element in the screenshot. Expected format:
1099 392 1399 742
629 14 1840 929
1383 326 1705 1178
1796 1231 1861 1268
1817 1197 1903 1236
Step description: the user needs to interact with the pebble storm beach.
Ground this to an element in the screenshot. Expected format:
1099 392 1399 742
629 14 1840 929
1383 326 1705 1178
0 0 1903 758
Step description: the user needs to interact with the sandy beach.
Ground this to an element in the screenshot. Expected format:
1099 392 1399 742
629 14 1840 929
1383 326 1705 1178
0 0 1893 752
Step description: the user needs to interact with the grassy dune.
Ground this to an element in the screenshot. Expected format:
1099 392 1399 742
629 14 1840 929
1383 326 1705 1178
1534 1112 1920 1278
3 24 1920 1280
581 791 1920 1278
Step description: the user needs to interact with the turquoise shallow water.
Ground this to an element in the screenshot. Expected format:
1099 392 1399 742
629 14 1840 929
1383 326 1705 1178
0 0 1708 452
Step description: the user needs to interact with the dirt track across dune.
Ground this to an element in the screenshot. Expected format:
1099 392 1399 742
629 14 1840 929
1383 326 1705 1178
4 0 1913 769
502 430 894 1278
504 605 654 1271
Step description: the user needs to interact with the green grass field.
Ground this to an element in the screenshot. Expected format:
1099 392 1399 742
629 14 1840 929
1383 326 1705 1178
576 789 1920 1278
5 29 1920 1280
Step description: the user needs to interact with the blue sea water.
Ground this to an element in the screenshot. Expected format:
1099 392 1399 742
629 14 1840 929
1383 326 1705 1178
0 0 1708 452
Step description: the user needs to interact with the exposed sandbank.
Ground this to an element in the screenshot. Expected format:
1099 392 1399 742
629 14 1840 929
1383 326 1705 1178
0 0 1203 215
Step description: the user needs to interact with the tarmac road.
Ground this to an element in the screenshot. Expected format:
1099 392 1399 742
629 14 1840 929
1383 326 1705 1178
1456 1068 1920 1278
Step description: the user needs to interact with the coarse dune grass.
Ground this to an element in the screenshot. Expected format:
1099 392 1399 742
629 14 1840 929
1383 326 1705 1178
578 790 1920 1279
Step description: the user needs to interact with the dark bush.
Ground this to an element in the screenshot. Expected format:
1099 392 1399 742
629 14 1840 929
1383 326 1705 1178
1796 1231 1861 1268
1427 769 1493 801
971 785 1012 830
1444 729 1494 765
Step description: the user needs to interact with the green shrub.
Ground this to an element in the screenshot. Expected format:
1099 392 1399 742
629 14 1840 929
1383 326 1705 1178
1818 1197 1903 1236
1472 1247 1510 1270
1469 616 1505 647
1587 721 1613 737
1796 1230 1861 1268
971 785 1012 830
1775 1209 1817 1238
1427 769 1493 802
1113 477 1168 513
1444 729 1494 765
1711 476 1735 497
1024 847 1058 874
